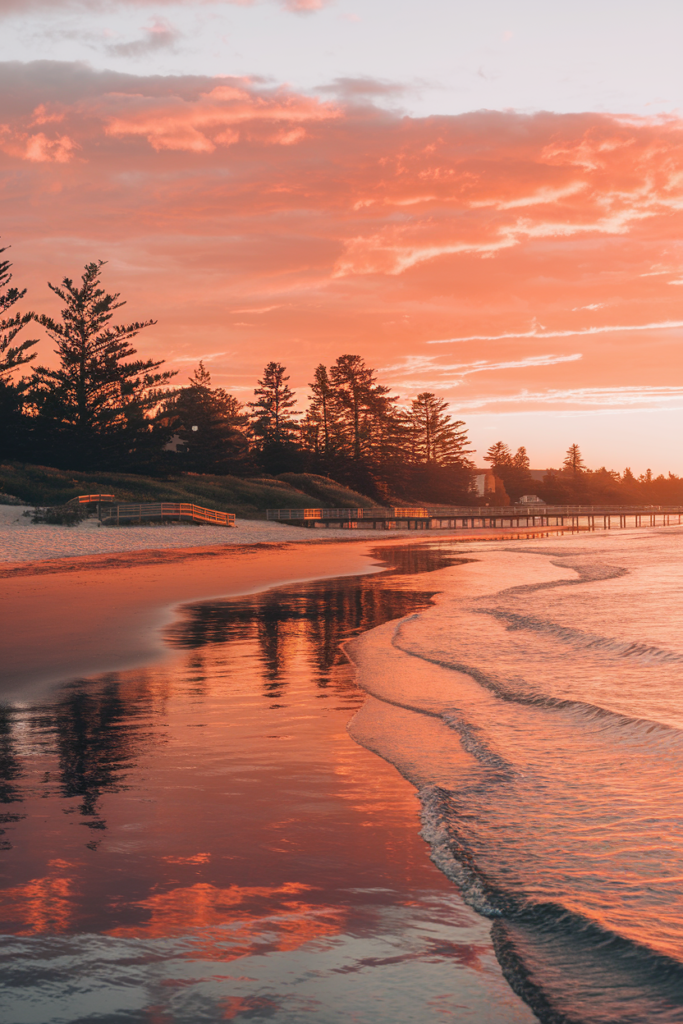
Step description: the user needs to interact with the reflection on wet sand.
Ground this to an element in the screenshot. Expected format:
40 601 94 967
0 544 534 1023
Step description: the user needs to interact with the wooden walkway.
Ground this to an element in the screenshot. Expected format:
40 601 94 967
99 502 235 527
63 496 234 527
266 505 683 531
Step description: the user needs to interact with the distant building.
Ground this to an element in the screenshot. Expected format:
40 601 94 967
516 494 545 505
474 471 497 497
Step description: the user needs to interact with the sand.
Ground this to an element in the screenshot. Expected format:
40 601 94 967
0 504 373 563
0 504 575 566
0 503 580 697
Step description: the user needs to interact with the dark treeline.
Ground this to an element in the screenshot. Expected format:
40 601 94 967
484 440 683 506
0 255 474 505
2 251 682 507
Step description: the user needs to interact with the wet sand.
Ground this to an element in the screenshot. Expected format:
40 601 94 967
0 550 537 1023
0 525 573 697
0 541 383 696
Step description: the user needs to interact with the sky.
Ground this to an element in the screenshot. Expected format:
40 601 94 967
1 0 683 473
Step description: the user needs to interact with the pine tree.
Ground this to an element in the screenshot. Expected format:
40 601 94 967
484 441 513 468
0 244 38 460
248 361 300 447
512 446 530 470
563 443 585 475
247 361 302 472
408 393 473 466
0 243 38 380
483 441 534 502
329 354 396 462
169 361 250 473
302 364 344 457
29 261 176 468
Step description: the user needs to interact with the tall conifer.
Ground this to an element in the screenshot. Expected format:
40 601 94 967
30 261 175 468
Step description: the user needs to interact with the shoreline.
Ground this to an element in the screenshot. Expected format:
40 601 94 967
0 531 539 1023
0 539 388 697
0 503 576 567
1 522 677 697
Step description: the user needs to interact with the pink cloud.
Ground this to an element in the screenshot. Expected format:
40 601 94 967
3 62 683 468
0 125 77 162
104 83 339 152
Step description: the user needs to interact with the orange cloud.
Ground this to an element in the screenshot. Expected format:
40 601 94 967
104 83 339 152
0 125 77 162
3 63 683 468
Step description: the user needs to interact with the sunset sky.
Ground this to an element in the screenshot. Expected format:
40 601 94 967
2 0 683 473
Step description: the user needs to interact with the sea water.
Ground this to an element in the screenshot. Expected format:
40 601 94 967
2 529 683 1022
348 528 683 1023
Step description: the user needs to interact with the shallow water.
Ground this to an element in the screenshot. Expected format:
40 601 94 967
5 529 683 1023
348 528 683 1023
0 544 533 1024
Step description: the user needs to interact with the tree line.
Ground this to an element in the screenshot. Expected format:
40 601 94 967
483 440 683 505
0 255 474 503
2 251 682 506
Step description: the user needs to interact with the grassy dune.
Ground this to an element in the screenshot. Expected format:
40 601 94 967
0 463 380 518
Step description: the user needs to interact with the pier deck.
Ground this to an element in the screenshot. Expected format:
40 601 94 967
266 505 683 531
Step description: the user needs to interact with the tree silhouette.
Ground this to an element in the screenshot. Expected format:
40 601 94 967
483 441 534 501
30 261 175 468
512 446 530 470
0 243 37 380
302 364 344 457
329 354 396 462
248 361 302 472
484 441 513 468
408 393 473 466
248 361 300 446
563 443 585 475
169 361 250 473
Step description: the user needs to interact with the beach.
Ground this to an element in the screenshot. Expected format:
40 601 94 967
0 504 571 694
2 518 683 1022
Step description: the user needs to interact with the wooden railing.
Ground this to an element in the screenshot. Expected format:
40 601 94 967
66 494 115 505
266 507 430 521
267 504 683 520
100 503 235 527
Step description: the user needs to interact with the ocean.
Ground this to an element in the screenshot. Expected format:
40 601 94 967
1 529 682 1022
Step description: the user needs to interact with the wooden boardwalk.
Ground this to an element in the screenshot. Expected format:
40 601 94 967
266 505 683 531
100 502 235 527
64 494 235 527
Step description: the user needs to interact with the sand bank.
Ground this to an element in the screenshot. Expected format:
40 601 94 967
0 505 373 562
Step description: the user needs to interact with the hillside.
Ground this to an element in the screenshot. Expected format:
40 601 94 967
0 464 381 518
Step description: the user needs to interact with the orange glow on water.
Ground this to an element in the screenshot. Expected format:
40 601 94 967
0 861 75 935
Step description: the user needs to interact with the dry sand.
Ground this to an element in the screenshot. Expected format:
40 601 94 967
0 504 370 563
0 504 573 565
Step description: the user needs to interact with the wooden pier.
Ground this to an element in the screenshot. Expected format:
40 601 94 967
266 504 683 532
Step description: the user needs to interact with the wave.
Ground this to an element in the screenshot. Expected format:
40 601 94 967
494 556 629 598
391 619 683 746
478 607 683 664
348 535 683 1021
420 786 683 1024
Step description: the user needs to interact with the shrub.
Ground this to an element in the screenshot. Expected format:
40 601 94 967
25 505 89 527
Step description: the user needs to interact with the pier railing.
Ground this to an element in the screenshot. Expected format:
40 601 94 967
266 504 683 531
267 504 683 520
